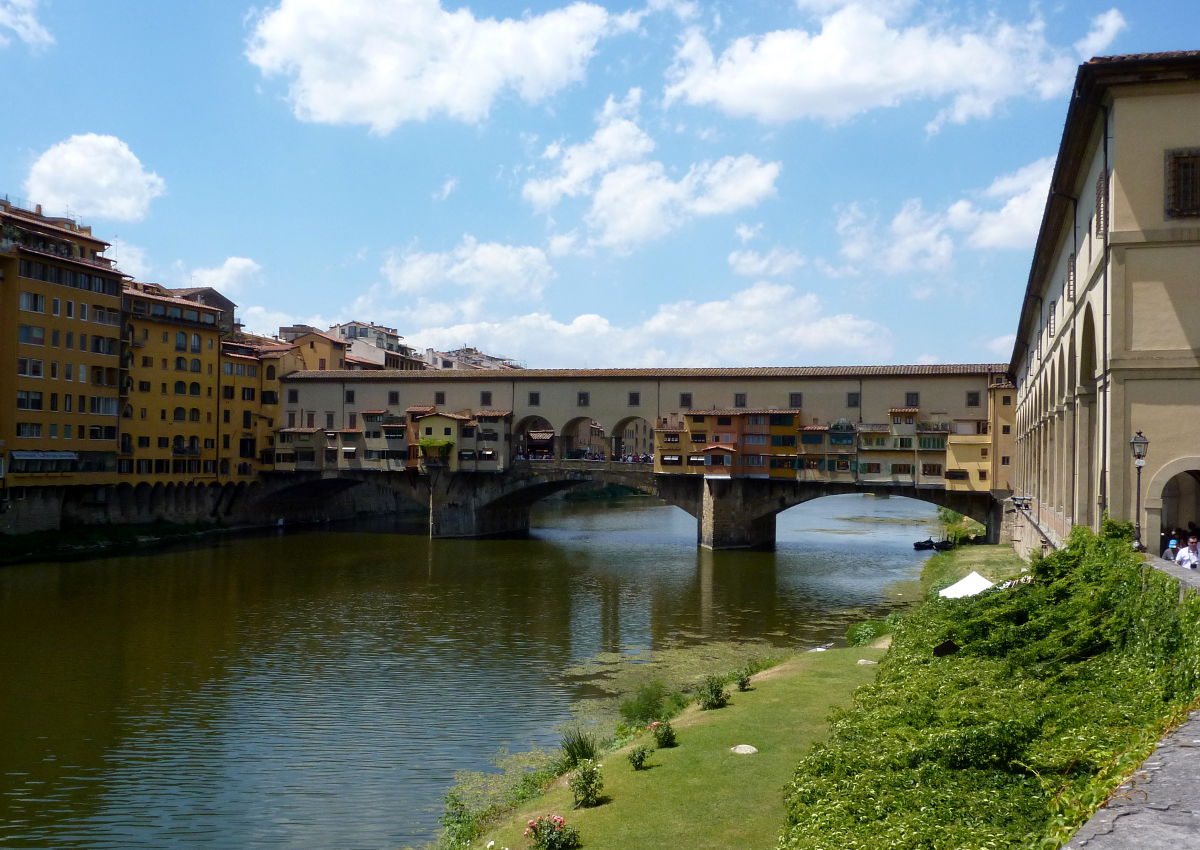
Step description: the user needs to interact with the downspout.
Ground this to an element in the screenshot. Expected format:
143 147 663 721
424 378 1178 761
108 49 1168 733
1098 103 1111 520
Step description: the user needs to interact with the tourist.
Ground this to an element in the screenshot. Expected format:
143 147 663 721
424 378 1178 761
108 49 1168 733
1175 537 1200 569
1162 538 1179 561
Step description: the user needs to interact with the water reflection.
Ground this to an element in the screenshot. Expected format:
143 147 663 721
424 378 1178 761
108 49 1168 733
0 494 935 848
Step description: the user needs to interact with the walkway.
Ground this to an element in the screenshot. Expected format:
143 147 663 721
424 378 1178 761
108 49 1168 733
1065 556 1200 849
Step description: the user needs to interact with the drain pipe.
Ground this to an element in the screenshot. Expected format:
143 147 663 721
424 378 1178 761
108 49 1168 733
1098 103 1111 521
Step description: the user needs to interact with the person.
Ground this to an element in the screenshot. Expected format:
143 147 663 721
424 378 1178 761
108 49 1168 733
1175 537 1200 569
1162 538 1179 561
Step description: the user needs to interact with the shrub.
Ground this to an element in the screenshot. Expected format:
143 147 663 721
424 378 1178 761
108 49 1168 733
647 720 676 748
558 726 597 769
524 814 581 850
627 745 650 770
568 759 603 808
735 668 752 691
845 618 891 646
619 680 688 725
697 675 729 710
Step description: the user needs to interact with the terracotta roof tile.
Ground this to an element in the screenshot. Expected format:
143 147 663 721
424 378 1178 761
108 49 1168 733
284 364 1006 381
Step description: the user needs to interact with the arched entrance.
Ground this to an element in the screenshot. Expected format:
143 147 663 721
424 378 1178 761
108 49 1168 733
610 415 653 459
514 415 554 459
1148 461 1200 555
561 416 606 459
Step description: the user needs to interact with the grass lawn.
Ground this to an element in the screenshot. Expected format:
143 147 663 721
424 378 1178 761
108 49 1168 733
919 544 1026 596
476 646 886 850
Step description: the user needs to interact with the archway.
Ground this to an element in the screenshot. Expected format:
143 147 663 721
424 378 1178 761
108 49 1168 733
560 416 606 459
609 415 654 459
1076 305 1099 528
514 414 554 459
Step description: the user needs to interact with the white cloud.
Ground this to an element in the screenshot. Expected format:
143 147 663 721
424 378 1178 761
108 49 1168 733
246 0 635 132
522 90 655 211
106 239 151 280
728 246 805 276
187 257 263 297
432 177 458 201
833 156 1054 276
239 305 332 338
734 222 762 244
1074 9 1126 59
382 236 554 321
914 353 941 365
984 333 1016 358
401 281 891 367
0 0 52 49
664 4 1091 131
24 134 165 222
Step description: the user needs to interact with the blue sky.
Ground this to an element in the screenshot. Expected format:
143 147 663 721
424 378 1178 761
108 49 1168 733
1 0 1189 367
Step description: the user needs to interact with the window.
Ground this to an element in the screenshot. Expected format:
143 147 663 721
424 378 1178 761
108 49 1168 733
80 304 88 321
19 292 45 312
770 435 796 447
16 422 42 437
743 434 767 445
242 387 256 401
788 392 803 408
966 391 980 407
744 455 764 467
733 393 747 408
981 447 989 458
628 391 640 407
691 415 705 424
1002 424 1011 435
18 325 45 345
1002 395 1012 406
918 436 945 450
173 407 186 421
287 389 299 403
679 392 692 409
979 469 988 481
801 433 823 445
716 416 732 426
175 331 187 351
921 463 943 476
262 390 278 405
577 391 589 407
945 469 969 480
434 391 446 405
325 412 335 429
388 390 399 405
661 454 682 465
480 391 492 406
190 382 201 396
223 385 235 399
861 462 881 474
663 433 680 443
191 359 201 373
1001 455 1010 466
443 427 452 436
687 455 706 466
191 333 201 353
16 390 43 410
1166 148 1200 218
905 392 919 407
892 463 912 474
17 358 43 377
528 391 540 406
769 414 794 427
691 433 707 443
243 411 253 429
896 436 912 448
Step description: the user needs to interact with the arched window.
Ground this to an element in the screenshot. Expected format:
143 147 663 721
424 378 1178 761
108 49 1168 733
173 435 184 450
188 436 199 450
174 381 186 395
190 333 201 353
191 358 201 372
189 382 200 396
175 331 187 351
173 407 186 422
189 408 200 422
266 365 276 380
175 357 187 371
122 404 133 419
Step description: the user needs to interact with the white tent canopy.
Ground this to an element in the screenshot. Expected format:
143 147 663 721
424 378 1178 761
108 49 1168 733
939 571 994 599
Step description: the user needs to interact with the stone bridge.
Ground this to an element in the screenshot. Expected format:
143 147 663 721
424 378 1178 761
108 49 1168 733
250 460 1001 550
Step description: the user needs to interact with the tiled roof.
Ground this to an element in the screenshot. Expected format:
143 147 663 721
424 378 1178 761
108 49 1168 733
284 364 1007 381
1087 50 1200 65
475 409 513 417
888 407 919 414
406 405 435 413
686 408 802 416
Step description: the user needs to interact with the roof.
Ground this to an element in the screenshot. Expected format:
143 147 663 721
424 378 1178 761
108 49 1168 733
1010 50 1200 379
125 285 223 314
284 364 1007 382
685 408 802 416
526 430 555 440
406 405 435 414
358 409 387 415
279 427 321 434
888 407 919 414
701 444 737 452
475 409 512 417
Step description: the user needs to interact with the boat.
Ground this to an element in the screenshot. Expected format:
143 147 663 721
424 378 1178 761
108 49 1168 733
913 538 935 550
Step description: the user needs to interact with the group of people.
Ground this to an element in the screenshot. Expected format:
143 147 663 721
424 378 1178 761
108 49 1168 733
1161 534 1200 569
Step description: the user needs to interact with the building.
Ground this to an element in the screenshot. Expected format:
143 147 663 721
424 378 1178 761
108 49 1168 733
329 321 423 369
1008 51 1200 555
1 198 125 529
422 346 523 370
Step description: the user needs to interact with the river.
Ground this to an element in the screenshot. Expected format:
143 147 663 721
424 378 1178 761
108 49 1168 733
0 494 938 849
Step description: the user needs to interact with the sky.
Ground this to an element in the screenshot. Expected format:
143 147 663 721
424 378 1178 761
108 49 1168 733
1 0 1190 368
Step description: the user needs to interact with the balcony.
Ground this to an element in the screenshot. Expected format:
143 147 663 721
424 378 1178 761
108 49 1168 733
172 446 201 457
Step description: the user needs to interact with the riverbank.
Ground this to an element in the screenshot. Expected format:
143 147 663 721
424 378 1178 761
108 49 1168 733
465 544 1024 850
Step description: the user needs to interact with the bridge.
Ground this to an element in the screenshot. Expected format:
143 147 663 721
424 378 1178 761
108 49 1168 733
247 460 1001 549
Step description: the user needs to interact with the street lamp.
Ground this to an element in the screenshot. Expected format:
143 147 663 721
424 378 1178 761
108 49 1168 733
1129 431 1149 550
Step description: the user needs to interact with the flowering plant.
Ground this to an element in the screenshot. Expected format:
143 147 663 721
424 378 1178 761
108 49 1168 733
524 814 580 850
568 758 603 808
647 719 676 748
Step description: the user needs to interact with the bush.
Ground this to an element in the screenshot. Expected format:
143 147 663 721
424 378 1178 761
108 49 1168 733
627 745 650 770
647 720 676 748
779 528 1200 850
619 680 688 725
697 675 729 710
845 618 891 646
558 726 597 769
735 668 752 691
568 759 603 808
524 814 581 850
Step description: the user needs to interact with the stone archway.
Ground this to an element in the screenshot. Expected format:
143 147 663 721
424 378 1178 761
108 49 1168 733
514 414 554 459
609 415 654 458
1146 458 1200 556
560 416 605 459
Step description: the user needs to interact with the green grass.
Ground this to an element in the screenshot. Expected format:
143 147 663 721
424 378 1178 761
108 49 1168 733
475 647 885 850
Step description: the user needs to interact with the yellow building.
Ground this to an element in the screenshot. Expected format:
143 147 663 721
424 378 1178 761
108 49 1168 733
218 345 275 479
119 282 223 481
1 199 125 527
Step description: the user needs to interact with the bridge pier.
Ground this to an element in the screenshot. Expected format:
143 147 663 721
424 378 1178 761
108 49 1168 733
699 477 778 550
428 471 535 538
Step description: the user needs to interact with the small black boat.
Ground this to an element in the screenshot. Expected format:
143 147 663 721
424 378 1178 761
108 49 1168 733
932 540 956 551
913 538 935 550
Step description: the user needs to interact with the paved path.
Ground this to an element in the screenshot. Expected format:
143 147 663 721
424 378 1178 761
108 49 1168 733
1064 555 1200 848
